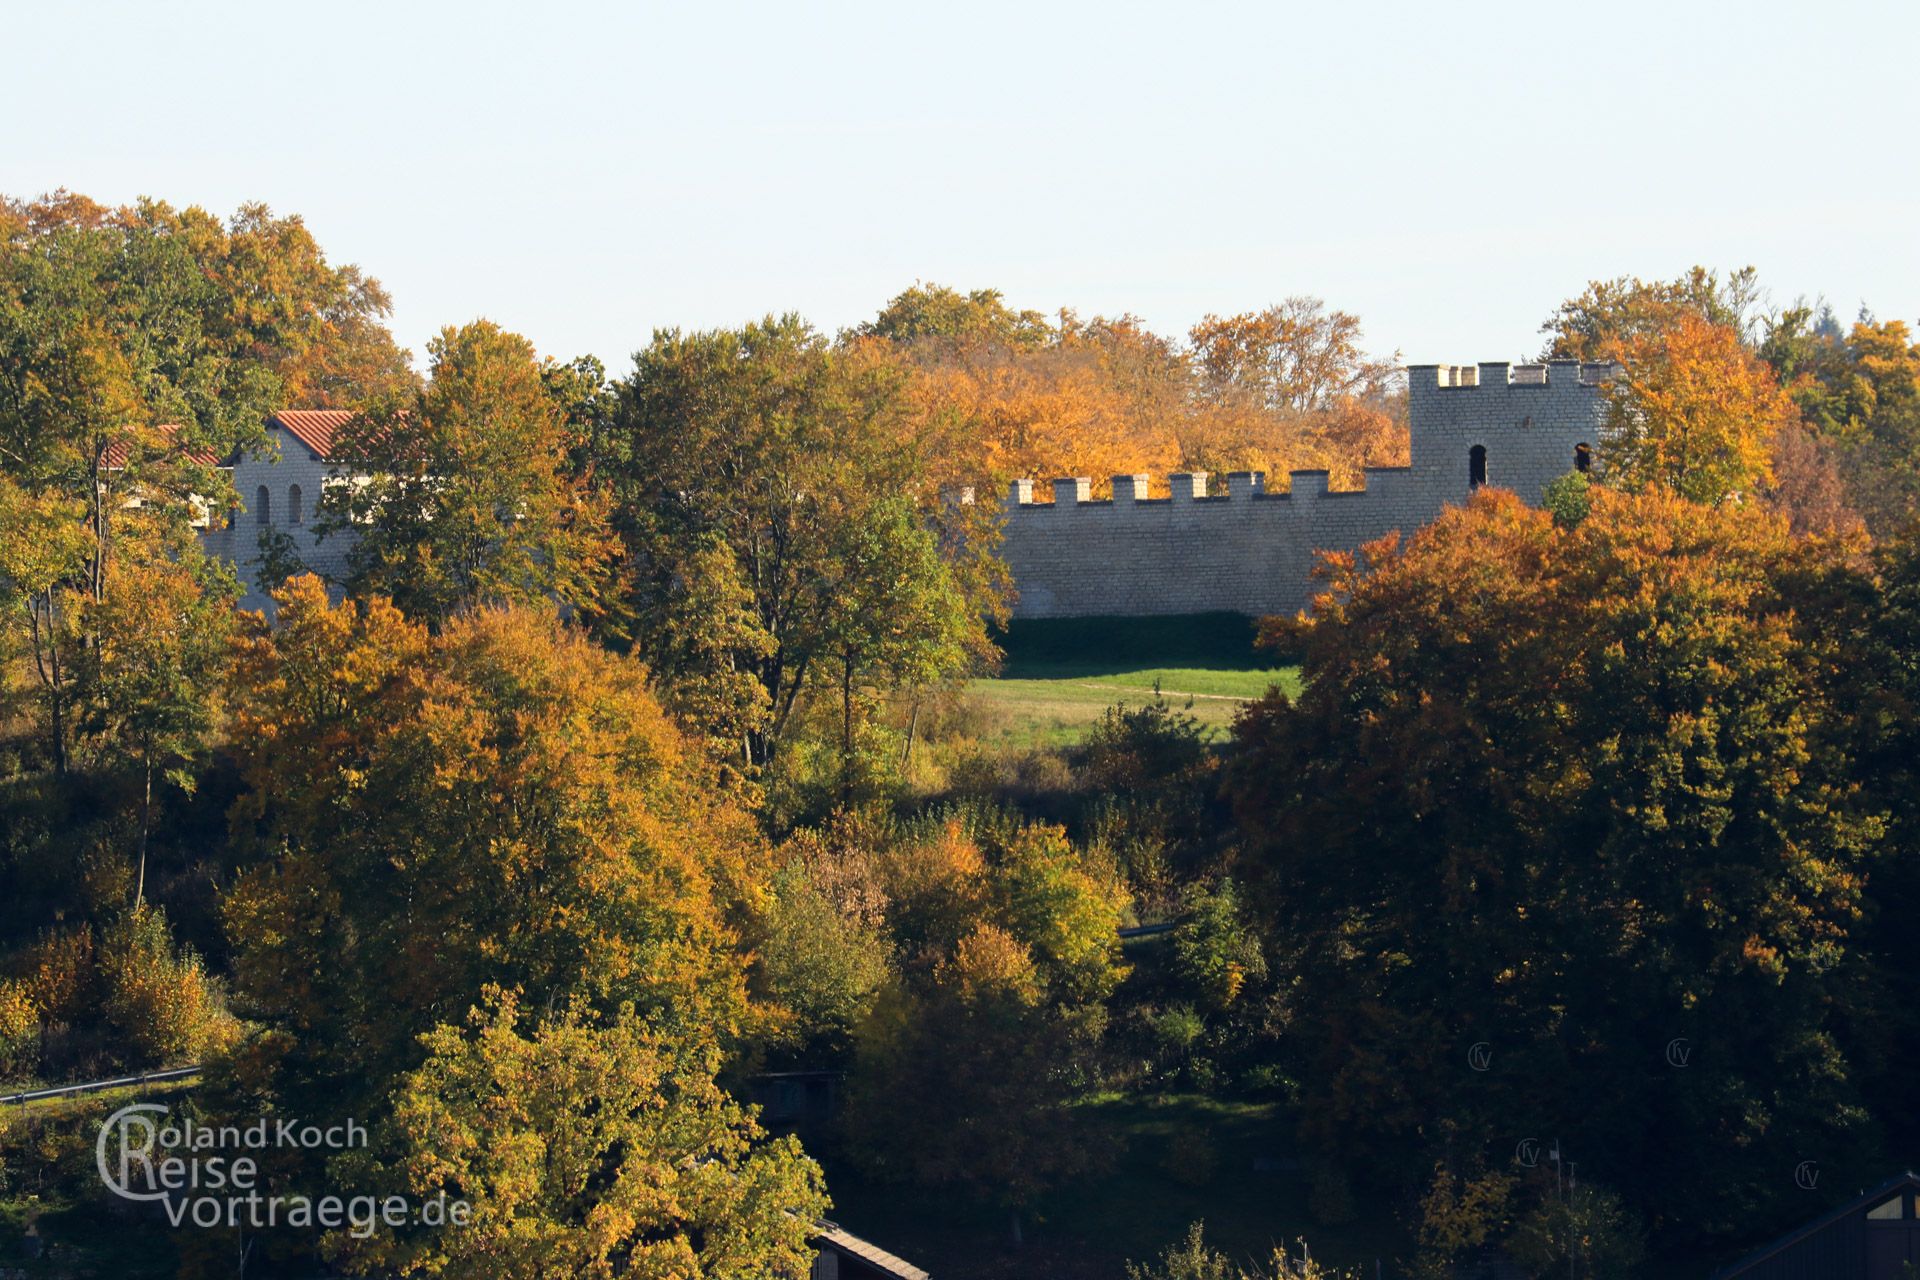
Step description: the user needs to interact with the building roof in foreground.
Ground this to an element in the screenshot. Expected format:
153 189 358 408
1710 1169 1920 1277
811 1220 932 1280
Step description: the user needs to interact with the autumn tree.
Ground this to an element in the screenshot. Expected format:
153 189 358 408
0 191 408 927
858 282 1054 351
750 863 890 1059
0 194 265 770
900 339 1160 490
1186 298 1406 487
1598 311 1796 505
603 316 1002 775
1230 487 1881 1244
6 905 235 1075
1189 297 1398 415
859 284 1408 498
223 578 769 1107
210 200 416 408
1539 265 1766 360
72 538 239 905
1761 311 1920 533
332 988 826 1280
843 816 1129 1240
318 320 616 626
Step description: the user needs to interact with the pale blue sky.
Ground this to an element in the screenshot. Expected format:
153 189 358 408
7 0 1915 373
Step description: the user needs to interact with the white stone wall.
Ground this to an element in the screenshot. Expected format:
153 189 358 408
1001 359 1612 619
199 423 355 613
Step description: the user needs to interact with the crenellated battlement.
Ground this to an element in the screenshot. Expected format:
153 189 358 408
997 358 1614 618
1408 358 1620 391
1007 466 1390 508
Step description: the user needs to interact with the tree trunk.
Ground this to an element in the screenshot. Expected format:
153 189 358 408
134 758 152 911
901 699 921 769
28 591 69 776
1008 1208 1023 1247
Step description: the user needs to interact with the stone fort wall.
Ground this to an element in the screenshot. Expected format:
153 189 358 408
998 359 1615 619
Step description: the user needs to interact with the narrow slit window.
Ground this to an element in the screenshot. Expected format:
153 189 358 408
1575 442 1593 473
256 485 271 525
1469 445 1488 488
288 484 303 526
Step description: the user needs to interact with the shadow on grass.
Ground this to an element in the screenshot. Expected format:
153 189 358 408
995 614 1294 679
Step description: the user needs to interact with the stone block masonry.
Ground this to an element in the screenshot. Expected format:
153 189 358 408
998 359 1615 619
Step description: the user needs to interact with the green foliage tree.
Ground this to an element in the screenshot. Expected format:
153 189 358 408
1540 469 1592 527
603 316 1002 775
319 320 616 626
1819 522 1920 1162
1171 879 1267 1014
1080 693 1221 902
1539 265 1766 359
1762 311 1920 533
858 282 1055 350
752 863 890 1057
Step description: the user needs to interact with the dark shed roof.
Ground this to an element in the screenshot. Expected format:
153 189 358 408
1711 1170 1920 1278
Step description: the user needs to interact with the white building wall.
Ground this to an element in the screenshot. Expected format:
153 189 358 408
199 422 356 613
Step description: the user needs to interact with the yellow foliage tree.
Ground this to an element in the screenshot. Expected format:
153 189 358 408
1601 312 1796 505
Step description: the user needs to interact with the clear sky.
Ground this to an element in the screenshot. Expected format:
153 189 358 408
7 0 1915 374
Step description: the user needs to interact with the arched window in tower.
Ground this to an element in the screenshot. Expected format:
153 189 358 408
1575 442 1593 473
1469 445 1487 488
288 484 303 525
256 485 271 525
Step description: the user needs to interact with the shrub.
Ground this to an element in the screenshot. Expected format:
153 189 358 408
0 979 37 1080
98 907 233 1065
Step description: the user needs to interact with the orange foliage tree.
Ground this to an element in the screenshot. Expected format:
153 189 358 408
224 577 773 1097
866 284 1407 497
1601 312 1796 505
1231 487 1878 1239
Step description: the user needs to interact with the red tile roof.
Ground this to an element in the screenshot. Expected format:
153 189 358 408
269 409 359 460
102 425 219 470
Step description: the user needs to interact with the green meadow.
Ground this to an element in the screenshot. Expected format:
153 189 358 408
964 614 1302 748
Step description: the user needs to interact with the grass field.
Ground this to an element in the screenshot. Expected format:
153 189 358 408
965 666 1298 748
963 613 1302 748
